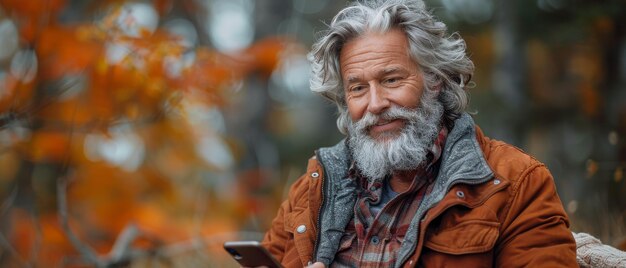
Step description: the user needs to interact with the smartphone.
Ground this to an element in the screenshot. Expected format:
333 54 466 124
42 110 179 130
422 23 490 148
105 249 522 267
223 241 283 268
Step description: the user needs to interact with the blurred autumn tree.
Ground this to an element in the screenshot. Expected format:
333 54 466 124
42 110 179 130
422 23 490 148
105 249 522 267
0 0 298 266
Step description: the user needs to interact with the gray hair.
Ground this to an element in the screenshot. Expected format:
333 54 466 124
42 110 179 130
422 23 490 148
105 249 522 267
308 0 474 134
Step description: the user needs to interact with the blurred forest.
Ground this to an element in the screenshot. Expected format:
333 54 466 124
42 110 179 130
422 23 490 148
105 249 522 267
0 0 624 267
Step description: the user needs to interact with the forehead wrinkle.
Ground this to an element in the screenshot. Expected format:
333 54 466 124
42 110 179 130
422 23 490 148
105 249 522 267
343 63 406 84
342 57 396 73
346 75 361 83
380 67 400 75
340 51 410 75
341 49 407 63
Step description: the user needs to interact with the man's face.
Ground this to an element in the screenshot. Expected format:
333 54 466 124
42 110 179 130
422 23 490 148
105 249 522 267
340 28 425 141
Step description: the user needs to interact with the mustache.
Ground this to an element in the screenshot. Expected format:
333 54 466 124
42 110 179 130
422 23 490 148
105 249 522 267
353 106 418 133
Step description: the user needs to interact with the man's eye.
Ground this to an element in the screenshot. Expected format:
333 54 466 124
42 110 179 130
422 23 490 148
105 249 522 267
350 85 364 92
384 77 400 84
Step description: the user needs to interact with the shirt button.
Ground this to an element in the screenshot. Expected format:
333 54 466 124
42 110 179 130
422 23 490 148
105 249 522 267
456 190 465 198
311 172 319 178
296 225 307 234
371 236 380 244
493 179 501 185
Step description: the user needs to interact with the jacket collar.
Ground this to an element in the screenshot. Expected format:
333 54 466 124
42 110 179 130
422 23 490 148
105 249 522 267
396 113 495 266
430 113 495 203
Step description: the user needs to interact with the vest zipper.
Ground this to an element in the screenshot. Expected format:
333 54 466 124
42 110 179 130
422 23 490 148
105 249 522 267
312 153 328 263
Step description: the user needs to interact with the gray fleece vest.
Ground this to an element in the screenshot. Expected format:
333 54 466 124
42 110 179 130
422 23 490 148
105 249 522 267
313 113 494 267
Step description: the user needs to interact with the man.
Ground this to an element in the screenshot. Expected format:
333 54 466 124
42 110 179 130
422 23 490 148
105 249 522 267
262 0 577 267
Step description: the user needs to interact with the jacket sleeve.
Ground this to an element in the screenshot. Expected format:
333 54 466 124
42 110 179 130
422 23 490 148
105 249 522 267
495 164 577 266
261 173 310 264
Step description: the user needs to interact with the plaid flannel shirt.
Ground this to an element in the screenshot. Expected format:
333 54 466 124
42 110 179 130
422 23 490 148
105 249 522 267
331 127 448 268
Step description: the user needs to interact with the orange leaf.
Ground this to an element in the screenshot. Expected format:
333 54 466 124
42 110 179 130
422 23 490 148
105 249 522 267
28 131 70 162
153 0 173 16
38 214 75 264
0 0 66 42
36 25 104 79
243 37 293 77
8 208 36 259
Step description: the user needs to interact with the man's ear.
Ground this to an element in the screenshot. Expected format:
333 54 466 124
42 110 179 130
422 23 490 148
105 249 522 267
458 74 469 88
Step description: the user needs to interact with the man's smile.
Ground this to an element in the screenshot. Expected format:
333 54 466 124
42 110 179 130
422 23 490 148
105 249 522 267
368 118 405 137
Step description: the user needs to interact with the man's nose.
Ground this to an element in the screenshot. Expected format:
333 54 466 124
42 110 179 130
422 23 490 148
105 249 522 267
367 84 390 115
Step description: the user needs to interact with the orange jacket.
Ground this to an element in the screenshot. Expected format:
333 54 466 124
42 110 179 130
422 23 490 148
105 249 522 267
263 114 577 267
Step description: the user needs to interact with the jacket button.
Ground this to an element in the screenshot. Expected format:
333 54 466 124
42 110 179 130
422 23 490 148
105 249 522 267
311 172 319 178
493 179 501 185
371 236 380 244
296 224 307 233
456 190 465 198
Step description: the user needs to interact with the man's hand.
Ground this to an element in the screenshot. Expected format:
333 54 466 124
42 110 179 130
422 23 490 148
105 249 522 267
306 262 326 268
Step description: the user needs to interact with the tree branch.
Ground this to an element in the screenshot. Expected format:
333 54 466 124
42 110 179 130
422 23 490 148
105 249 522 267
56 177 101 266
0 185 31 267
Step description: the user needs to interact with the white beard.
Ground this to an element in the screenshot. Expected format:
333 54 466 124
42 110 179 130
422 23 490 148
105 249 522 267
347 89 444 180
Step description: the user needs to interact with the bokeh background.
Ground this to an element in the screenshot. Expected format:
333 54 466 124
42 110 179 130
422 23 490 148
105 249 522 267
0 0 624 266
